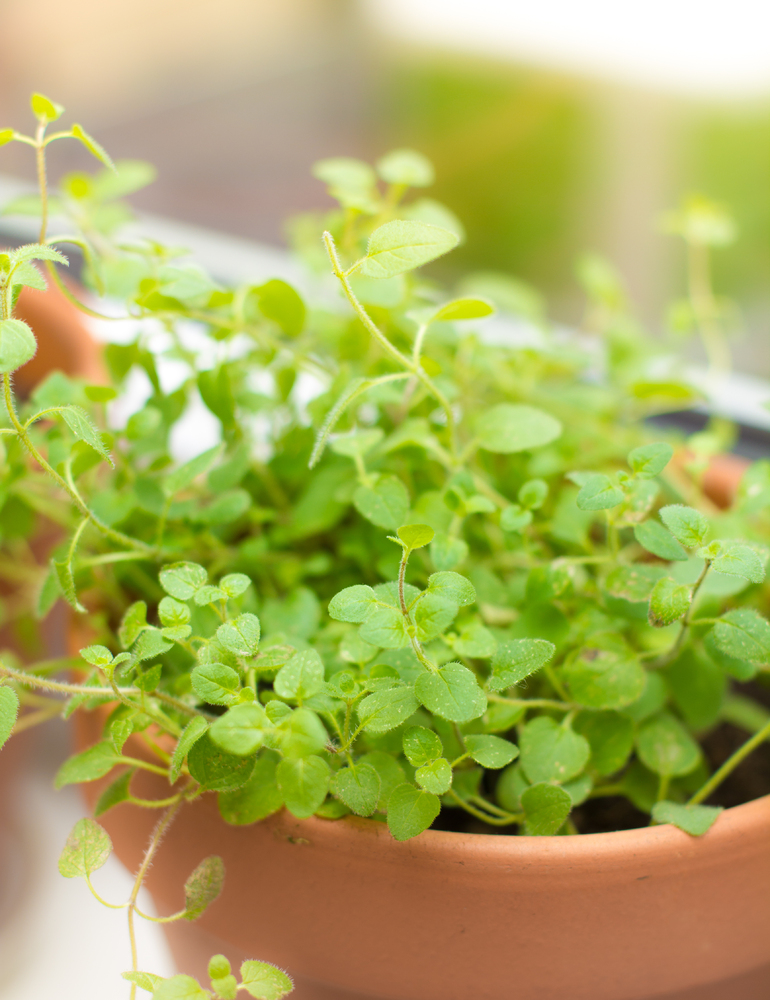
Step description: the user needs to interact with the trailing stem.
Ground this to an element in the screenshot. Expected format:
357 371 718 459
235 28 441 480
323 230 458 460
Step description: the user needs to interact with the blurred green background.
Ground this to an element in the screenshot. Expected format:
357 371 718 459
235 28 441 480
0 0 768 370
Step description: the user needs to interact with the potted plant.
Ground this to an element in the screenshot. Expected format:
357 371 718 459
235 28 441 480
1 95 768 1000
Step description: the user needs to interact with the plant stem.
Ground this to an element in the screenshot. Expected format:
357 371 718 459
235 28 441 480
2 372 153 555
687 240 730 376
487 693 571 711
447 789 522 826
659 560 712 665
688 716 770 806
127 799 183 1000
35 119 48 243
323 231 458 459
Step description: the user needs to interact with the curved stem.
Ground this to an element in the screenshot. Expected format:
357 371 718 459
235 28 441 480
323 231 458 459
447 789 522 826
127 798 183 1000
689 716 770 806
3 372 153 554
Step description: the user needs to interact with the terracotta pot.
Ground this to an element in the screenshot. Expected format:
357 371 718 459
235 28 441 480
13 281 103 394
75 704 770 1000
70 445 768 1000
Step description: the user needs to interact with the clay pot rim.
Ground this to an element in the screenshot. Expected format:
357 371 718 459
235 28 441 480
293 791 770 862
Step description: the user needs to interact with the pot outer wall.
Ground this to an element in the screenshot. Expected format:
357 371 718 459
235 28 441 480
75 707 770 1000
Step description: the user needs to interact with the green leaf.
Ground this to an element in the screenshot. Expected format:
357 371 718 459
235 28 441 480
359 606 409 649
152 975 210 1000
198 366 235 427
51 554 85 613
122 971 163 994
59 405 113 466
55 741 120 789
713 609 770 665
414 662 487 723
397 523 435 550
0 318 37 374
353 476 409 529
357 685 419 733
163 446 221 497
11 243 68 265
183 855 224 920
402 726 443 766
193 585 227 607
94 769 134 816
634 519 687 561
276 755 330 818
191 663 240 706
454 621 496 659
0 687 19 751
360 220 459 279
413 593 458 641
415 757 452 794
80 644 114 668
239 961 293 1000
330 428 384 459
253 279 305 337
328 585 377 623
711 545 765 584
216 614 261 657
376 149 434 187
605 564 665 603
464 734 518 769
426 571 475 606
132 628 173 662
628 442 674 478
276 708 328 758
576 474 624 511
219 573 251 599
31 92 64 121
521 783 572 835
430 533 468 570
158 598 191 629
210 705 270 757
0 129 14 146
71 123 115 170
651 801 723 836
331 763 381 816
574 711 634 776
313 156 376 208
169 715 208 784
499 504 532 533
11 260 46 291
667 649 725 729
519 717 590 785
58 817 112 877
387 783 440 840
159 562 207 600
637 712 701 776
431 297 494 322
218 753 283 825
659 505 709 548
475 404 561 454
648 577 691 627
488 638 555 692
274 649 325 701
187 733 256 792
119 601 148 648
562 646 646 710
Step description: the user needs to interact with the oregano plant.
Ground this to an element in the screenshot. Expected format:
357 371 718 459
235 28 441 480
0 95 769 997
